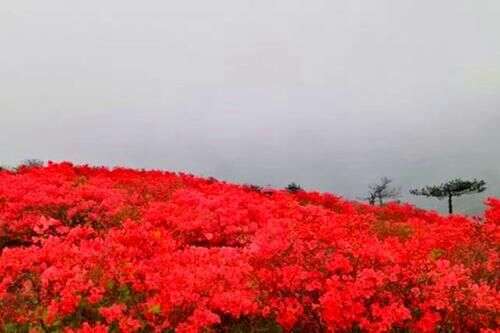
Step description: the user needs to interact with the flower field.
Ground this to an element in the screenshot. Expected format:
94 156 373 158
0 163 498 332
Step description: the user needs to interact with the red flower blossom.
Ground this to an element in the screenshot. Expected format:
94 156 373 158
0 163 498 332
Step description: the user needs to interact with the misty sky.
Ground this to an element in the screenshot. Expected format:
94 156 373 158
1 1 500 213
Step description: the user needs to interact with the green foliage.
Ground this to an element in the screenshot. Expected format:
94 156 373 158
149 304 162 315
286 182 302 193
429 248 445 261
216 317 283 333
243 184 263 193
3 323 30 333
19 159 45 168
410 178 486 199
373 220 413 241
410 178 486 214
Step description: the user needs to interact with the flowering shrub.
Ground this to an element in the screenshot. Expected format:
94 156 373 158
0 162 498 332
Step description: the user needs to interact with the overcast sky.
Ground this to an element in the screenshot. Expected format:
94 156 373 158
1 1 499 213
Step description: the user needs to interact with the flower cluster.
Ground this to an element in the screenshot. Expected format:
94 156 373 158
0 163 498 332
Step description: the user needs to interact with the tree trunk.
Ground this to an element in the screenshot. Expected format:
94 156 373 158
448 194 453 214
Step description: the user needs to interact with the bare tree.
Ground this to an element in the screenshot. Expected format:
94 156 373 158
362 177 400 206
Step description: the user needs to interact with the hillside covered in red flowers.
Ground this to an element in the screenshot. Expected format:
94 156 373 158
0 163 498 332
